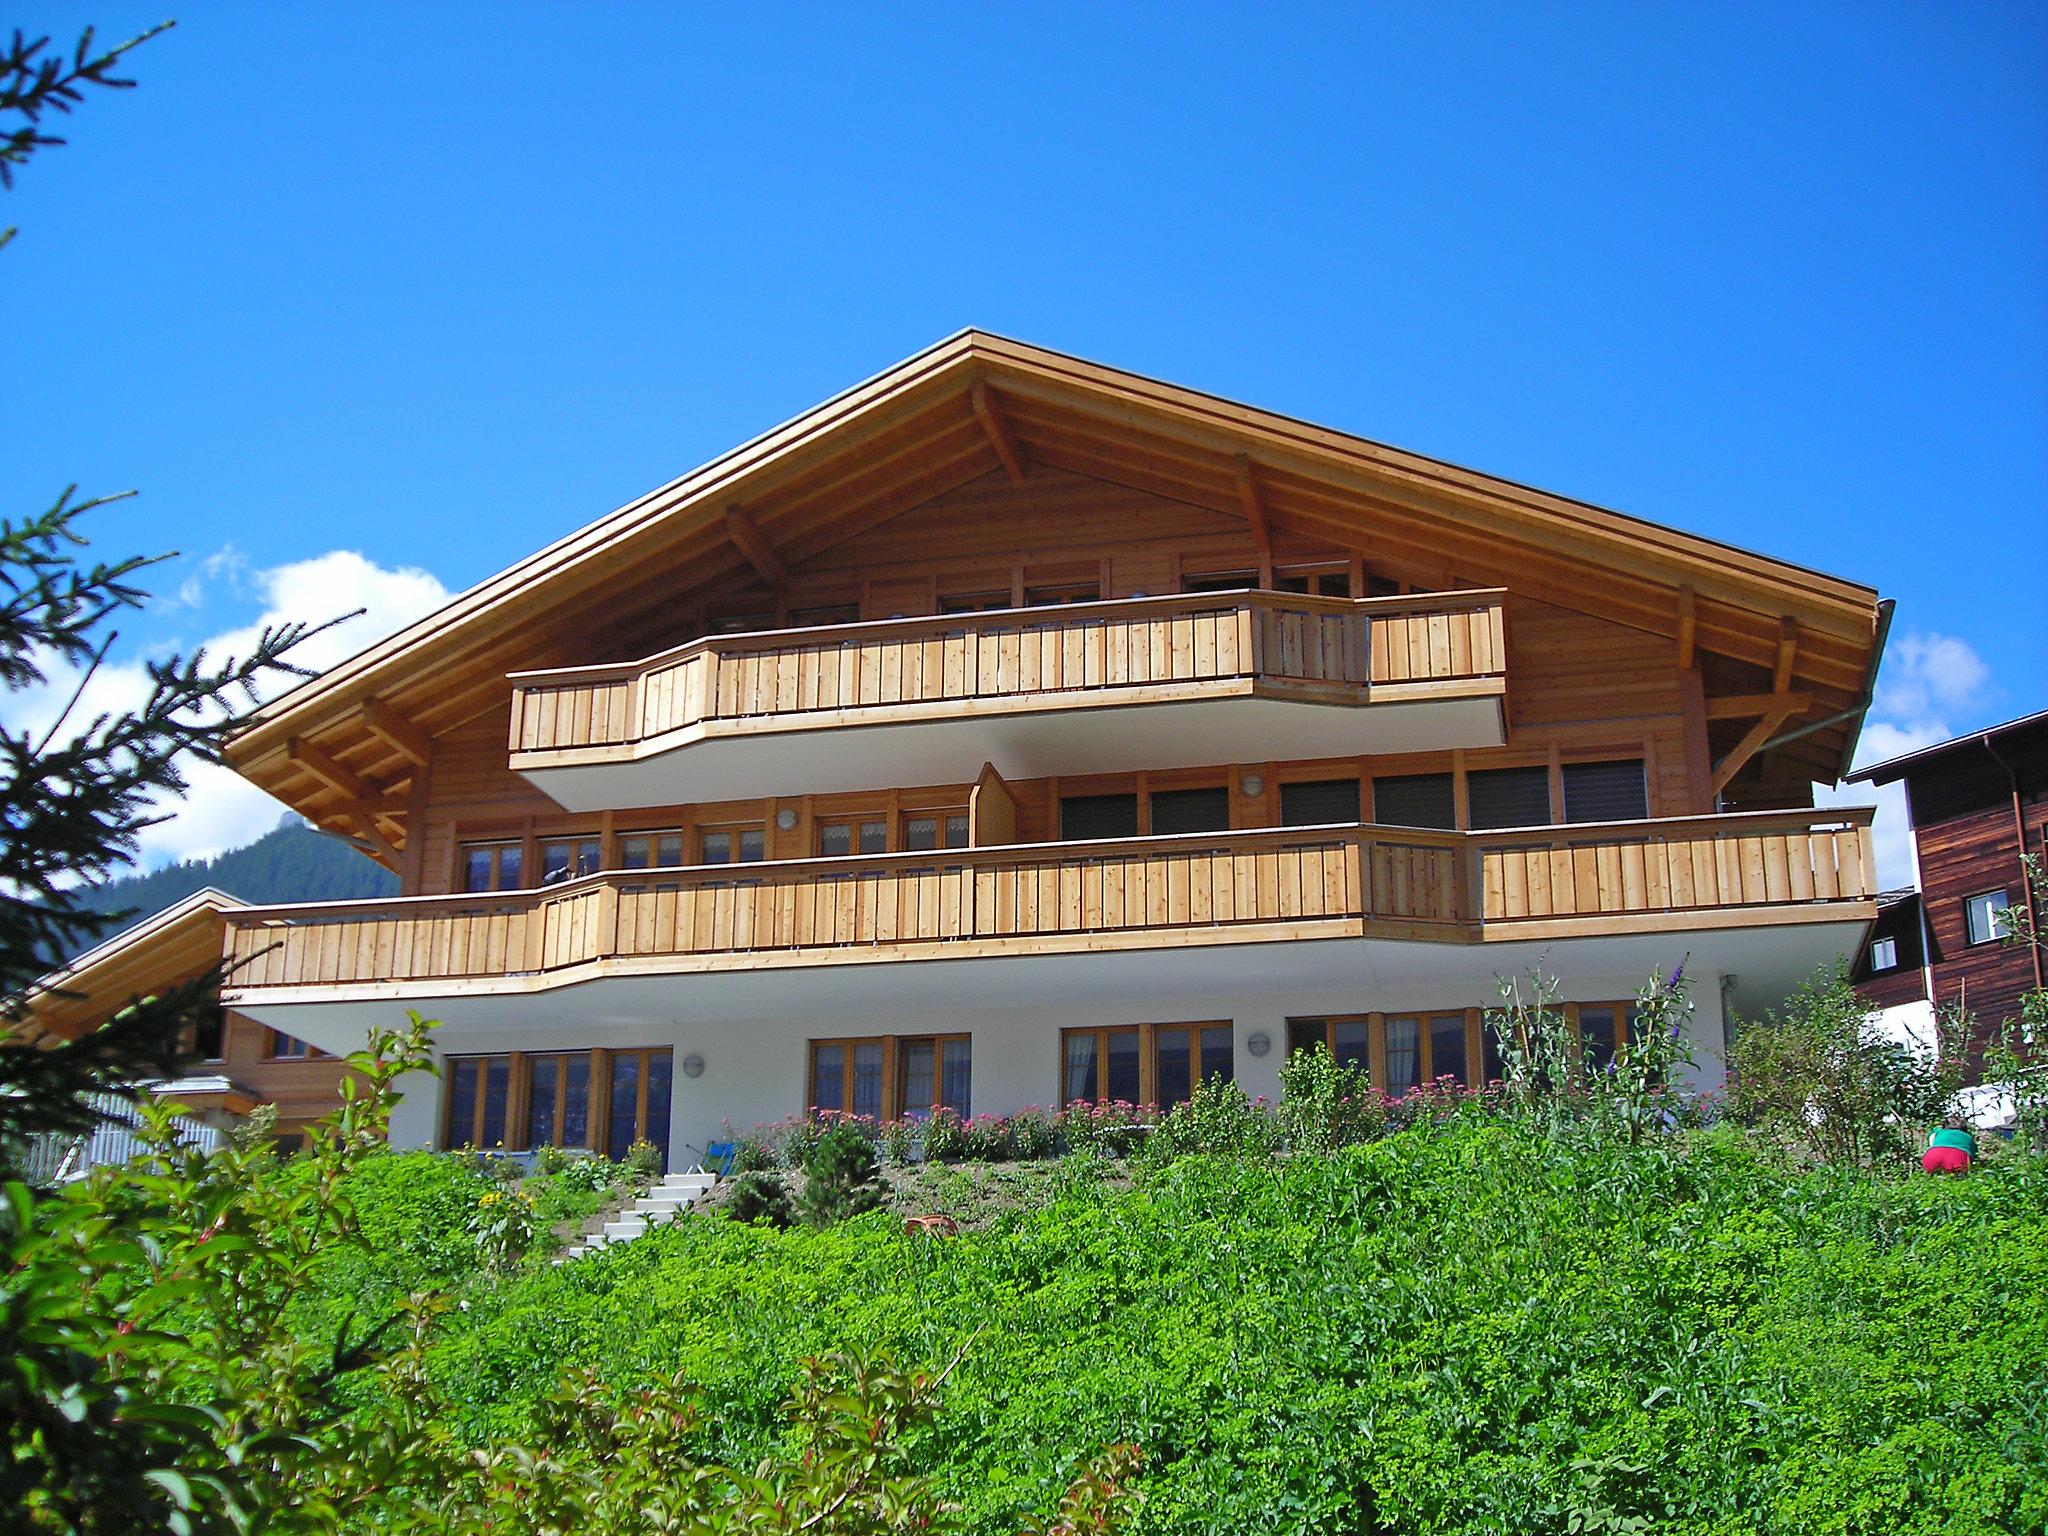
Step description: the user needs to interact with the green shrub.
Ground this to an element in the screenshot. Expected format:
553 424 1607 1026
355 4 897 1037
532 1142 571 1176
1012 1107 1061 1160
878 1117 916 1165
622 1138 665 1180
1278 1042 1386 1153
1146 1076 1278 1162
724 1170 795 1229
1729 965 1967 1167
731 1132 779 1173
962 1113 1021 1161
922 1106 967 1162
798 1118 884 1227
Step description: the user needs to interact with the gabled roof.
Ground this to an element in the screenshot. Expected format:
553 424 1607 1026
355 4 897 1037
224 330 1888 840
13 888 247 1046
1847 707 2048 786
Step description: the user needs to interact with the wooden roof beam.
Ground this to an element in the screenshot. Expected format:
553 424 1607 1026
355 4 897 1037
348 809 401 867
1711 695 1805 795
1234 454 1274 563
1773 616 1799 693
359 695 434 767
970 380 1028 485
725 506 788 591
1706 691 1813 721
288 736 396 809
1676 585 1697 669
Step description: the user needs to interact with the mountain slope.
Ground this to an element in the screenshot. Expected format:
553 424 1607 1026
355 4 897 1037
76 816 397 943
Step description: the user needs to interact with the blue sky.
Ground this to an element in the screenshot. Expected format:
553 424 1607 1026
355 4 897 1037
6 3 2044 877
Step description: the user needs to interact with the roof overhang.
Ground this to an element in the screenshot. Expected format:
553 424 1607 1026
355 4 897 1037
224 331 1888 833
11 888 244 1047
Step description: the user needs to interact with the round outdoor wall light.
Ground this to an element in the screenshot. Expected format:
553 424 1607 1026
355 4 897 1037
681 1053 706 1079
1245 1030 1272 1058
1240 774 1265 798
774 807 799 831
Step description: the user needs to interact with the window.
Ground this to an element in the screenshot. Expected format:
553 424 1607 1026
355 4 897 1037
1276 568 1351 597
1287 1016 1370 1073
461 840 524 892
268 1029 314 1061
1060 1023 1231 1109
1061 792 1139 841
1148 786 1230 836
810 1039 886 1120
620 829 686 869
1026 582 1100 606
1868 936 1899 972
939 590 1011 614
444 1054 513 1149
896 1035 972 1120
1288 1012 1475 1094
1562 759 1648 824
788 604 861 628
1467 766 1552 829
711 611 773 635
902 811 970 851
185 1003 226 1062
523 1051 593 1149
1182 570 1257 594
1965 890 2011 946
817 817 889 857
539 835 601 884
1574 1006 1621 1072
1365 573 1403 598
605 1048 672 1164
1281 777 1361 827
1372 772 1455 830
700 825 765 865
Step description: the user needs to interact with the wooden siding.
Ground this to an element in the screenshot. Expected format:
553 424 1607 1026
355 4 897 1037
223 810 1876 997
507 589 1506 760
1903 727 2048 1032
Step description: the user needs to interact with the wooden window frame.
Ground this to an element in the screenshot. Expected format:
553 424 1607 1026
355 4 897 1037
900 808 971 852
537 834 602 885
1868 936 1899 973
893 1033 971 1120
459 839 525 893
1275 564 1353 598
602 1046 672 1159
267 1028 315 1061
1287 1011 1484 1093
814 811 892 858
519 1050 596 1150
808 1036 891 1120
698 822 767 865
441 1052 513 1149
1964 889 2011 947
619 828 687 870
1057 1022 1232 1109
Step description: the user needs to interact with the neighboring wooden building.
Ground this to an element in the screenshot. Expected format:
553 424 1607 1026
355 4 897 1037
16 888 353 1148
201 333 1890 1168
1849 709 2048 1044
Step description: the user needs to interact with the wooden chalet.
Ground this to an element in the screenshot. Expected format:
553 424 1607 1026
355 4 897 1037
190 332 1886 1166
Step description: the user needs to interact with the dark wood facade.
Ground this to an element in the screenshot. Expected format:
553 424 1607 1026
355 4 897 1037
1853 712 2048 1034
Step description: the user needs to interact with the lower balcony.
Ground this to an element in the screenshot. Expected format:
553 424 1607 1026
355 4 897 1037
221 810 1875 1048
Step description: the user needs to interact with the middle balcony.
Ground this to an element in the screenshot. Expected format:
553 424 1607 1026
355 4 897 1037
508 589 1509 810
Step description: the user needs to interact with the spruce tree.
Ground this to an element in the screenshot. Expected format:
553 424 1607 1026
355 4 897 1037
798 1118 884 1226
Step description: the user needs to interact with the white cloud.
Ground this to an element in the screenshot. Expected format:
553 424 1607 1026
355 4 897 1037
4 550 450 870
1819 630 1995 890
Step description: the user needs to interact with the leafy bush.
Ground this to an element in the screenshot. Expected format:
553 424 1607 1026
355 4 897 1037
1011 1106 1060 1160
962 1112 1021 1162
731 1132 779 1173
1278 1042 1386 1153
922 1106 967 1162
798 1118 885 1227
622 1138 665 1180
1054 1099 1158 1157
532 1142 572 1176
879 1117 916 1165
1729 966 1968 1167
724 1170 795 1229
468 1183 540 1273
1145 1077 1278 1162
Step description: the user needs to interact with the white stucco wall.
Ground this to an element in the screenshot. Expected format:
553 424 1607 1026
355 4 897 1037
384 963 1729 1167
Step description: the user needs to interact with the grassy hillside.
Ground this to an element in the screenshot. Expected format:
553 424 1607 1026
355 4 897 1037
74 815 396 941
305 1124 2048 1536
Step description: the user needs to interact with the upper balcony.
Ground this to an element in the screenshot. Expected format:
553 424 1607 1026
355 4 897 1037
507 589 1509 810
219 808 1875 1044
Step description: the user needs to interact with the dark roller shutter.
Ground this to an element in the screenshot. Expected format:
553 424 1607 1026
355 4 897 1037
1060 793 1139 840
1150 787 1230 835
1373 772 1456 829
1281 778 1361 826
1467 766 1551 829
1562 759 1649 823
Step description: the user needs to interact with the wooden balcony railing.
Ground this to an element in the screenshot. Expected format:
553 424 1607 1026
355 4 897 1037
506 588 1508 761
220 810 1875 997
